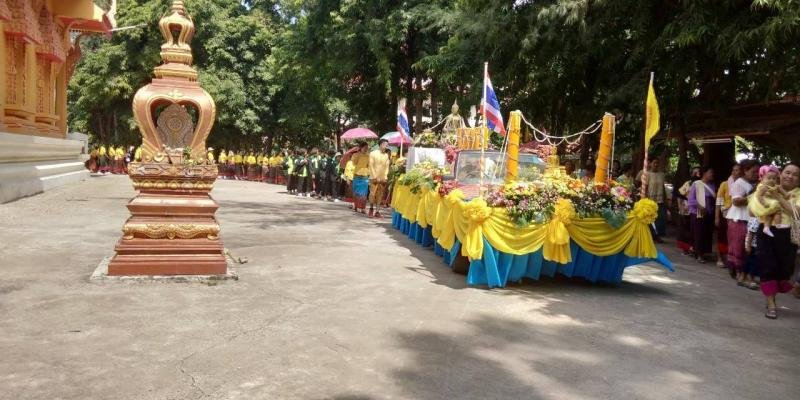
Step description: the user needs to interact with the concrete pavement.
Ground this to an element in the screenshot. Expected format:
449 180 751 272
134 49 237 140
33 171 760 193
0 174 796 399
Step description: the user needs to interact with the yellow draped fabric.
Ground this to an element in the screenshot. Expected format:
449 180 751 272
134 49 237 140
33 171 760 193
392 179 659 264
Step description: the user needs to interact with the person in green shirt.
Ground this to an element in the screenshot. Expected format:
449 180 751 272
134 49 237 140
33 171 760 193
322 149 339 201
309 147 323 198
295 148 310 197
284 149 296 194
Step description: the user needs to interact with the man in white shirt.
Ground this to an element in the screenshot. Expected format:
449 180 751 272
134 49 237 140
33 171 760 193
726 160 759 285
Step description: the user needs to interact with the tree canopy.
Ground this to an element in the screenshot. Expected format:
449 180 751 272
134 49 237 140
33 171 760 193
72 0 800 167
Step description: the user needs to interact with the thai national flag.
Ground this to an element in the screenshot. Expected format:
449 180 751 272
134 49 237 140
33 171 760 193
480 65 506 135
397 98 412 137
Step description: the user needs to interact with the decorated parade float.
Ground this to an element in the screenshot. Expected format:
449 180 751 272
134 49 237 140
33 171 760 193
392 110 672 288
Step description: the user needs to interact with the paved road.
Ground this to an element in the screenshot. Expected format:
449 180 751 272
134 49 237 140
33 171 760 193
0 175 796 399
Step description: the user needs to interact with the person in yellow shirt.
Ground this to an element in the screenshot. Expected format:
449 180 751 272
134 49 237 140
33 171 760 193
234 151 244 180
113 146 125 174
247 152 257 180
218 149 228 178
368 139 391 218
350 141 371 214
226 150 235 179
265 153 275 183
273 152 285 185
98 145 109 173
207 147 215 164
108 145 117 173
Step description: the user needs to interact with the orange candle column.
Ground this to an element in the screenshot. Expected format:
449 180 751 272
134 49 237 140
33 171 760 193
594 113 615 184
506 110 521 182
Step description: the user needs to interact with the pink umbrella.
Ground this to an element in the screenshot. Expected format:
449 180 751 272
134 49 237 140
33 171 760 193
381 131 413 145
341 127 378 141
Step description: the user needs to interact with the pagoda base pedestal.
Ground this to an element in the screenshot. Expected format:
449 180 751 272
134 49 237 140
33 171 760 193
108 162 227 276
108 238 227 276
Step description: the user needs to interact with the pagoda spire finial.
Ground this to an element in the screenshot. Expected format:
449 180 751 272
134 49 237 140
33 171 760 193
155 0 197 80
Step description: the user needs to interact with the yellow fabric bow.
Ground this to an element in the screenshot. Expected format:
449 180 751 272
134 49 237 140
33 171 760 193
629 198 658 225
462 197 493 224
544 199 576 263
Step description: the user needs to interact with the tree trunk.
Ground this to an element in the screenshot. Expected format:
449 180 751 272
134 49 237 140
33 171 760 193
414 69 424 134
430 78 438 124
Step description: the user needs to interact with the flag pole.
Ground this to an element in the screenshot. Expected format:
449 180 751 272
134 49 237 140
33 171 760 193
480 62 488 195
641 72 654 199
400 99 403 157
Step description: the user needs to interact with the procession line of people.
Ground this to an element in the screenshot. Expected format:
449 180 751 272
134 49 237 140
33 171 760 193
672 161 800 319
85 145 139 174
209 140 400 218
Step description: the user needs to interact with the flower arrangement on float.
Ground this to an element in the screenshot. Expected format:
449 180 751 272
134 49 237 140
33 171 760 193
413 130 440 148
484 178 632 228
397 160 447 194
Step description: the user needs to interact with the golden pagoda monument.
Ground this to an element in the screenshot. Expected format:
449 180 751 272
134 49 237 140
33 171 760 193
108 1 226 276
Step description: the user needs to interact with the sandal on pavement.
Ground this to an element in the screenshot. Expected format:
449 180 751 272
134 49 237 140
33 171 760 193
765 308 778 319
747 282 759 290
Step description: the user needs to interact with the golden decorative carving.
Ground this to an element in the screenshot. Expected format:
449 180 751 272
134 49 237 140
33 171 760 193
131 0 215 159
36 56 48 113
167 88 184 99
158 1 195 65
5 35 18 105
156 103 194 149
35 4 65 62
0 1 12 22
5 0 43 44
122 223 220 240
128 162 218 177
130 179 215 191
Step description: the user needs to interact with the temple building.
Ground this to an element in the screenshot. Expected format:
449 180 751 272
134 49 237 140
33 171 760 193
0 0 114 203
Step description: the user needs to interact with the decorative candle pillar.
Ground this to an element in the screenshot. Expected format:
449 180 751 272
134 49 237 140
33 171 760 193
594 113 615 184
505 110 521 182
108 1 226 276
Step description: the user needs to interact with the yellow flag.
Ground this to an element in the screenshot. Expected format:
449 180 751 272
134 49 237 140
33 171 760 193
644 76 660 152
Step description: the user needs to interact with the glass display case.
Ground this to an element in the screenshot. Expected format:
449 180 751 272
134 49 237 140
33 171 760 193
453 150 507 186
516 153 547 182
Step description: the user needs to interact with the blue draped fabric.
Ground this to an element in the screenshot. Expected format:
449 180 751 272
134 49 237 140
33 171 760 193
391 211 673 288
352 176 369 197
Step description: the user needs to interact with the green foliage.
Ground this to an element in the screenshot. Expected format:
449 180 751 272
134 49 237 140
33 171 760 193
71 0 800 164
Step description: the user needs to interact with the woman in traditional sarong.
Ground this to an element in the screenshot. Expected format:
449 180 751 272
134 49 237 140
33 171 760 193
98 145 110 173
86 147 99 172
350 142 371 214
109 146 119 174
715 164 740 268
687 166 716 263
217 149 228 178
225 150 236 179
749 163 800 319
